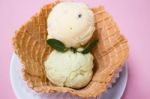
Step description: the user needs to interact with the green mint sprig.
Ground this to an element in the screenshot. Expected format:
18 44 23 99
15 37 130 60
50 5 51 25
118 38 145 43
47 39 99 54
81 39 99 54
47 39 68 52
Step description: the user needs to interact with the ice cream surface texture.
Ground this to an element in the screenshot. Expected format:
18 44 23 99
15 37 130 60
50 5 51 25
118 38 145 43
47 2 95 48
44 50 94 88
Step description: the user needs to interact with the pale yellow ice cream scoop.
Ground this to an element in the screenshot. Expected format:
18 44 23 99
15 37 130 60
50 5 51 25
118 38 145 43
44 50 94 89
47 2 95 48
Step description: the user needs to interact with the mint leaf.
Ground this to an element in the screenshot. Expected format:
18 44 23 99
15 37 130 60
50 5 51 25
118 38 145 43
82 39 99 54
47 39 68 52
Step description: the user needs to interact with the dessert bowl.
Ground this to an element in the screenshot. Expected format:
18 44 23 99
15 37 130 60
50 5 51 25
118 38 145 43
13 1 129 98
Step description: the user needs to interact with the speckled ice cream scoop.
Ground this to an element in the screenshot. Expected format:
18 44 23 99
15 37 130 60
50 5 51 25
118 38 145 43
47 2 95 48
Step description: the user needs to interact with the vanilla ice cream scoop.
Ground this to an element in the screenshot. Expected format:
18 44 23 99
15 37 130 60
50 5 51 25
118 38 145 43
47 2 95 48
44 50 93 89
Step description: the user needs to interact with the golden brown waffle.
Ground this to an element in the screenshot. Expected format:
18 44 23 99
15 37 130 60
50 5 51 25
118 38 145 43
13 1 129 98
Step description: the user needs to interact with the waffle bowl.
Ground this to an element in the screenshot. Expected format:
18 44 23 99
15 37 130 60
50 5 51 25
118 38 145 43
12 1 129 98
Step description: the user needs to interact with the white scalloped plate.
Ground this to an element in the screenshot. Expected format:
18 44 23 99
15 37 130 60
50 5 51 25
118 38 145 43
10 53 128 99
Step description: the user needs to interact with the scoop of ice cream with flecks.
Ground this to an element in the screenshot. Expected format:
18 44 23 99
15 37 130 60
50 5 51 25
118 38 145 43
47 2 95 48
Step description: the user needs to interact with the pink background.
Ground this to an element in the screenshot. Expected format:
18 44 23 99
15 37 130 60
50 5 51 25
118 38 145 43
0 0 150 99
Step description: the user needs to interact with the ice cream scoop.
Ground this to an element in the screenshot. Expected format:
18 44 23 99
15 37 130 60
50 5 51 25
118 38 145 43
47 2 95 48
44 50 93 89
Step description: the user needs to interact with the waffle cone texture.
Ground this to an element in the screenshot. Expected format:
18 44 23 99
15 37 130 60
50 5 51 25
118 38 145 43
13 1 129 98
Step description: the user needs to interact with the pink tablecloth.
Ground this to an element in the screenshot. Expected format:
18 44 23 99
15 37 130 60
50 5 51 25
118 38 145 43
0 0 150 99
